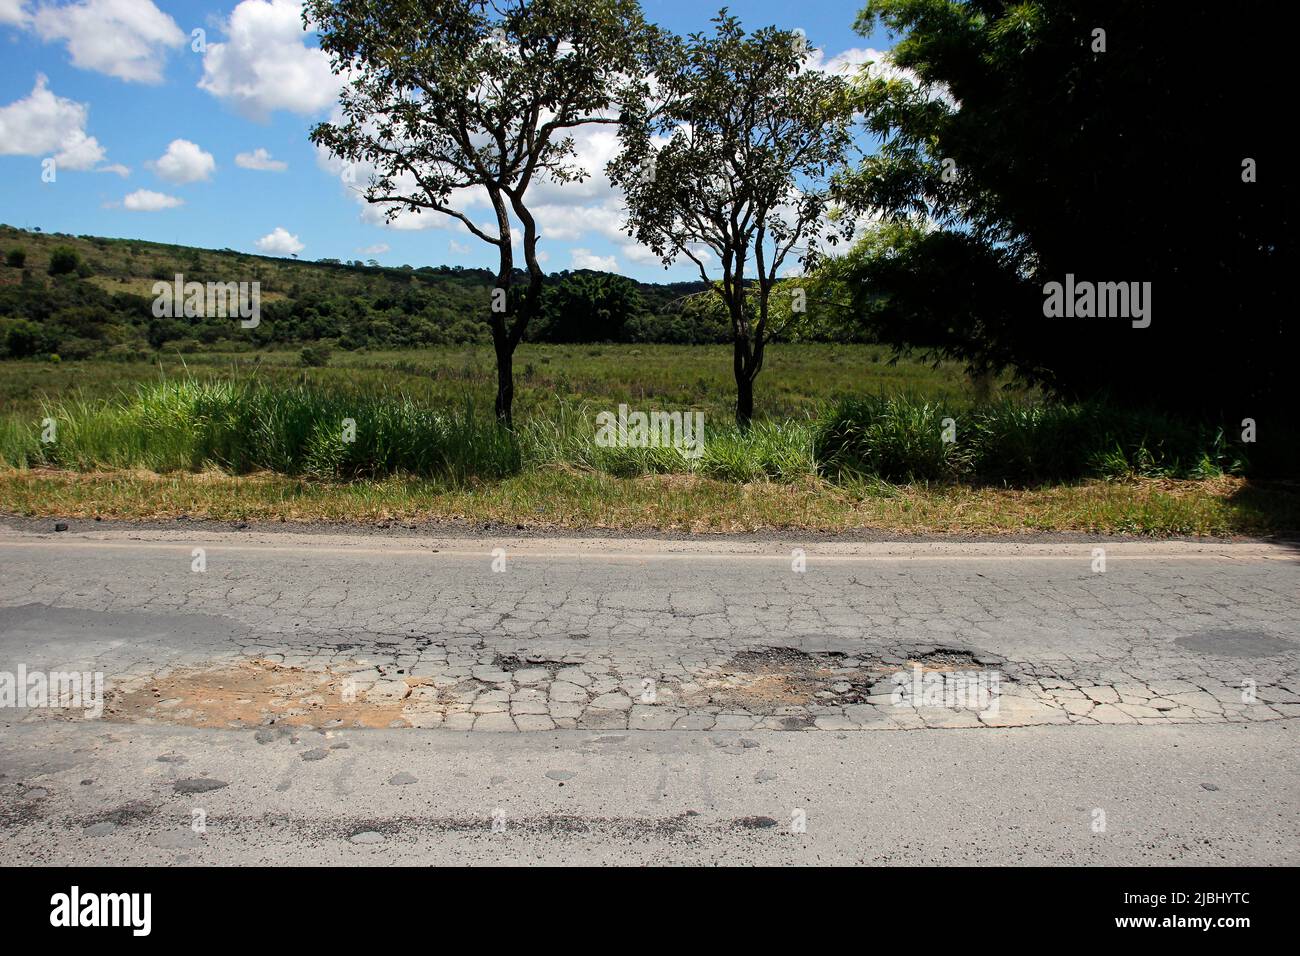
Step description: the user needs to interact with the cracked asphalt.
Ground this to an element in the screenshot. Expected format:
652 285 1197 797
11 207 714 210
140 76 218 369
1 525 1297 864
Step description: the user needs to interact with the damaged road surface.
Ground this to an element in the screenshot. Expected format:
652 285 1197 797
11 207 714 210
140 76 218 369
1 526 1297 865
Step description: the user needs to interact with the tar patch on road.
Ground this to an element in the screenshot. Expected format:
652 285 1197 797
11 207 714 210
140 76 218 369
1174 628 1294 658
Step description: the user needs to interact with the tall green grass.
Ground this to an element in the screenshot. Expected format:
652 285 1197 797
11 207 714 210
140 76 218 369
518 402 816 482
816 395 1249 484
0 377 1260 487
5 379 518 481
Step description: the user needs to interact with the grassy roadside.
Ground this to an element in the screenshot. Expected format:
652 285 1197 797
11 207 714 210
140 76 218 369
2 467 1293 536
2 352 1292 537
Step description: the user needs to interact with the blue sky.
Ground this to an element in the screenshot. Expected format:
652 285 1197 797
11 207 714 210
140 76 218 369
0 1 895 281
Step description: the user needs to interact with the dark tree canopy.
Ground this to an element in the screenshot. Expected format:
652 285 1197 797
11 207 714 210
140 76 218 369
834 0 1294 418
534 272 645 343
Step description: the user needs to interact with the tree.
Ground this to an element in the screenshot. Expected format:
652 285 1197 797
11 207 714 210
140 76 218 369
536 272 643 342
47 247 79 276
811 220 1034 359
609 12 855 426
307 0 652 425
834 0 1293 418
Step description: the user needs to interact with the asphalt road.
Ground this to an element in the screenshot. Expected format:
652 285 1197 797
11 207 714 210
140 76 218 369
1 524 1296 865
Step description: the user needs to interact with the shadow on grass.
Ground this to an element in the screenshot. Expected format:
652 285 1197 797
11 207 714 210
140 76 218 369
1226 480 1300 540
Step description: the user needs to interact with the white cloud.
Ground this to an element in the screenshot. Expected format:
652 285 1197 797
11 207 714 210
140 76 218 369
356 243 388 255
122 188 182 210
32 0 185 84
0 0 30 26
255 226 303 255
199 0 338 121
448 239 470 255
96 162 130 176
148 138 215 184
235 147 287 171
809 45 955 107
571 248 618 272
620 242 663 267
535 200 626 243
0 74 105 170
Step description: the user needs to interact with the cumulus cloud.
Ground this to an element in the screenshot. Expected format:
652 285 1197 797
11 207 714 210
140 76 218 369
571 248 618 272
199 0 338 121
122 188 182 210
235 147 287 171
0 74 106 170
809 44 954 106
620 242 664 267
32 0 185 84
255 226 303 255
313 102 687 276
96 162 130 176
319 148 488 233
148 139 215 184
0 0 30 26
535 200 626 243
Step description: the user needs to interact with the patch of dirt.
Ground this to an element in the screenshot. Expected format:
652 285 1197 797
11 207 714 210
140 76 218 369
682 648 853 711
106 659 413 730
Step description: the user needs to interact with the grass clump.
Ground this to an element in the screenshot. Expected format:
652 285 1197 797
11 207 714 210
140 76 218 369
816 396 1250 485
6 379 517 482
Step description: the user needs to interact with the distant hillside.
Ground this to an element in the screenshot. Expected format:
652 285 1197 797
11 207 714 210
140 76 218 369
0 225 723 360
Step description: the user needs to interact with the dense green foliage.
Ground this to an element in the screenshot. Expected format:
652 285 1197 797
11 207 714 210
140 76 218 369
0 226 720 359
832 0 1292 419
47 247 79 276
815 397 1256 484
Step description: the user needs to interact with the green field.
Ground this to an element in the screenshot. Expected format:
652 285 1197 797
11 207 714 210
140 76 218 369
0 343 985 421
1 344 1294 536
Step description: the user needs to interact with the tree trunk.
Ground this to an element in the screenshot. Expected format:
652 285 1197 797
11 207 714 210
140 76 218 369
734 340 754 429
735 373 754 428
487 187 517 428
493 331 514 427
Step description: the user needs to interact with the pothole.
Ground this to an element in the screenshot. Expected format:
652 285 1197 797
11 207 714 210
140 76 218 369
908 649 987 670
106 659 412 729
492 654 569 673
683 645 1004 713
1174 628 1295 658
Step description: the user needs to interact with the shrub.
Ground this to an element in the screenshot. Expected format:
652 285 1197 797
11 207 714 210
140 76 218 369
5 248 25 268
3 319 54 358
816 395 966 482
47 247 79 276
300 344 332 367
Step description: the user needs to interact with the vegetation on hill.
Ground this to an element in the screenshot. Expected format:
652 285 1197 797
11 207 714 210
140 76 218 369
0 225 732 361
